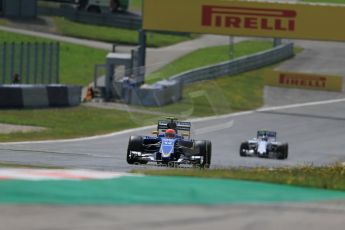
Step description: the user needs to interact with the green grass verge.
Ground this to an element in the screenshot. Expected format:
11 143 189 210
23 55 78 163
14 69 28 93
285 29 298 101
301 0 345 3
0 30 107 86
0 106 159 142
53 17 196 48
133 164 345 191
146 40 274 83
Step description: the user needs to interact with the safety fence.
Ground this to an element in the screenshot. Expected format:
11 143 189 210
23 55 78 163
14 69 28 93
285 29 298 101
170 43 294 85
0 42 60 84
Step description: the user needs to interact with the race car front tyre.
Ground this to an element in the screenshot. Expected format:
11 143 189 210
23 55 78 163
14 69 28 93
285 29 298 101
196 140 212 168
126 136 146 164
240 142 249 157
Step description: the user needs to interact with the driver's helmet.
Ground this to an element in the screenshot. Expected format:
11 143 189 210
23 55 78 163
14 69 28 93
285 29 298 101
261 134 268 141
165 129 176 138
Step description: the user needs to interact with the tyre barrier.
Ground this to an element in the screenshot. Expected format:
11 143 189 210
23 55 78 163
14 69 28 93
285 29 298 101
0 84 82 108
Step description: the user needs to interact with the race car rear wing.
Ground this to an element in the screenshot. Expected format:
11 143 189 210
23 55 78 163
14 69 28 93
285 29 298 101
157 120 191 132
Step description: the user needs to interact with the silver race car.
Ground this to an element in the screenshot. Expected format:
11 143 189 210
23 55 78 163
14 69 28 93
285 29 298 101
240 130 288 159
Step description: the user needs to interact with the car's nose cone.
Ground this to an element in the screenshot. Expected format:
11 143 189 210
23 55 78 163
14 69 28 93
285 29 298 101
257 141 268 154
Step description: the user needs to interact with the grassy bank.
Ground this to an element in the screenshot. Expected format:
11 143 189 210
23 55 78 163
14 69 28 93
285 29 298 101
53 17 196 47
144 67 267 118
0 106 159 142
133 164 345 191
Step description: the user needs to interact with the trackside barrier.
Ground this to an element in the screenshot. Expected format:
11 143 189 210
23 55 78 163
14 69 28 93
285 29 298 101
0 84 81 108
170 43 294 85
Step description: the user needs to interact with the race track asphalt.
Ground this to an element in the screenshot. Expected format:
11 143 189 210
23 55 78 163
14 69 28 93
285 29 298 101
1 202 345 230
1 98 345 171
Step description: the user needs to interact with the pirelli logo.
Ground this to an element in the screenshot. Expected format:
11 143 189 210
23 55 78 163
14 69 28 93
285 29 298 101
265 71 343 92
279 74 326 88
202 5 297 31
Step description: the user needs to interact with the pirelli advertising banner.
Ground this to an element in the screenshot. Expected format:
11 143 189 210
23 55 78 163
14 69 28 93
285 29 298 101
265 71 343 92
143 0 345 42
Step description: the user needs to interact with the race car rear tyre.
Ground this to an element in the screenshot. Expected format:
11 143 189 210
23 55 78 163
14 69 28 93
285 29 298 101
127 136 146 164
277 144 288 160
240 142 249 157
196 140 212 168
283 144 288 159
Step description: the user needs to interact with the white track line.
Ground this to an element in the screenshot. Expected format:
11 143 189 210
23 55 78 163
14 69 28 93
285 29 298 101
257 98 345 112
1 98 345 145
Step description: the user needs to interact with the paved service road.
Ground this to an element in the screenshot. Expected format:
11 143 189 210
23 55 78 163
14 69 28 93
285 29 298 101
1 99 345 171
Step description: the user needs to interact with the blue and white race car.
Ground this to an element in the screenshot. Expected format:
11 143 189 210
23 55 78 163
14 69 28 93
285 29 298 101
240 130 288 159
126 118 212 168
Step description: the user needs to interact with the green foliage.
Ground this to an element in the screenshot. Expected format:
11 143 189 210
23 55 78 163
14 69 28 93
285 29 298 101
134 163 345 191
